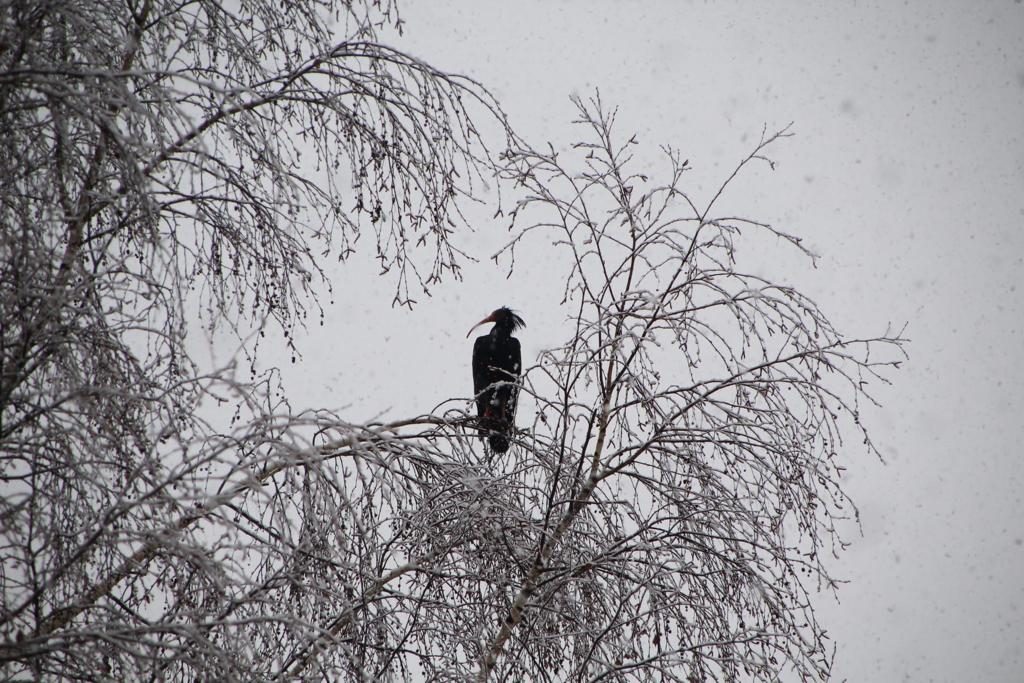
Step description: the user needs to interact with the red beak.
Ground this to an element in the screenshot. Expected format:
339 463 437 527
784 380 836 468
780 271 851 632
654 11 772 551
466 312 497 338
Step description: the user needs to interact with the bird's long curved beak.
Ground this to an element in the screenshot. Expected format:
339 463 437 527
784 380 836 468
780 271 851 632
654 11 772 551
466 312 497 338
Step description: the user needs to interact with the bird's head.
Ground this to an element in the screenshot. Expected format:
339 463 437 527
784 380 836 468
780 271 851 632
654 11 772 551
466 307 526 338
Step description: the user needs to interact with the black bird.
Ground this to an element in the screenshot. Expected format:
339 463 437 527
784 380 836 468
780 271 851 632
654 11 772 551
467 307 525 453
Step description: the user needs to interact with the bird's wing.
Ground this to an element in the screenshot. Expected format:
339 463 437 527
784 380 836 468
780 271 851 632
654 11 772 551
507 338 522 421
510 338 521 377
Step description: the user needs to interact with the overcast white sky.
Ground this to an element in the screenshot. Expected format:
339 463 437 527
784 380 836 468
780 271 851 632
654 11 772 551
275 2 1024 680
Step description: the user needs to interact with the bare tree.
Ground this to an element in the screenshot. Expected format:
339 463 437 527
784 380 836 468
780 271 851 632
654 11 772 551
0 0 511 679
293 96 904 682
0 1 903 680
470 96 905 680
203 97 902 682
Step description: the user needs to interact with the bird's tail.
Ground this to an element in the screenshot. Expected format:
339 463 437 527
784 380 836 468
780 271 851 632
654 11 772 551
487 432 510 453
481 401 515 453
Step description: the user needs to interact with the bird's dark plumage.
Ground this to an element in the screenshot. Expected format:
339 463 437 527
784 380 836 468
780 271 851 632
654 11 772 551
467 307 524 453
